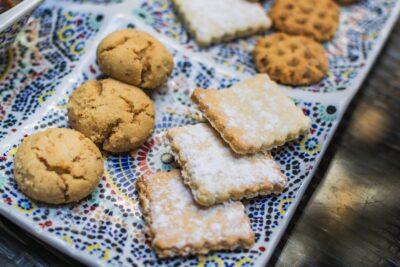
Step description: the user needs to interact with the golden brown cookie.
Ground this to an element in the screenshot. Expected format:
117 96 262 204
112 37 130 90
67 79 155 153
269 0 340 42
254 33 329 85
14 128 103 204
97 29 174 89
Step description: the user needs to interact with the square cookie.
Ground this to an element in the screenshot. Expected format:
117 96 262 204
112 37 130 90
191 74 311 154
171 0 271 46
167 124 287 206
136 170 254 258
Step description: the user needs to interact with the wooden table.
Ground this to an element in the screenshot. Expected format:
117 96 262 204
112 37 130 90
0 19 399 267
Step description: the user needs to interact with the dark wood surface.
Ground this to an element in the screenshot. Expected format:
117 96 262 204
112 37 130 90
0 18 399 267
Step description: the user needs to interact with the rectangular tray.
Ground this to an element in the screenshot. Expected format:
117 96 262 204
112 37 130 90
0 0 399 266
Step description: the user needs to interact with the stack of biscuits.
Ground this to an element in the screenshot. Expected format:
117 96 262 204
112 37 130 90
137 0 351 257
137 74 311 258
138 0 358 258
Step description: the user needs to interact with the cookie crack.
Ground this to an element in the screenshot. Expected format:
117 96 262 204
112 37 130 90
118 95 154 119
59 176 69 202
72 81 105 113
134 106 151 121
119 96 154 123
136 41 153 87
34 151 71 202
72 155 81 163
33 148 89 201
97 80 105 97
101 96 153 149
101 118 123 149
100 36 136 54
118 95 136 113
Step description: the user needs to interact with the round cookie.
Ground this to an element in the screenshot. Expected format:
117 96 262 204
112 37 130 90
14 128 104 204
254 33 329 86
97 29 174 89
68 78 155 153
269 0 340 42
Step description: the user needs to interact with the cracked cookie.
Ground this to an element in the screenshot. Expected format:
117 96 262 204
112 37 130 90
254 33 328 85
97 29 174 89
13 128 104 204
67 78 155 153
269 0 340 42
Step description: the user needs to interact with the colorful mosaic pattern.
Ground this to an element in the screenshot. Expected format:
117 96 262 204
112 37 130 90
133 0 398 92
0 6 103 141
0 53 339 265
0 14 31 53
58 0 122 3
0 0 399 266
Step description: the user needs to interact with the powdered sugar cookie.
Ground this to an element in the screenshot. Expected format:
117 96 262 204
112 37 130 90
167 124 287 206
191 75 311 154
172 0 271 47
136 170 254 258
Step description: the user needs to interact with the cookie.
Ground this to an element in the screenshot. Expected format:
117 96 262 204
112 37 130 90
97 29 174 89
254 33 329 85
171 0 271 47
167 124 287 206
269 0 340 42
68 79 155 153
191 75 311 154
136 170 254 258
13 128 103 204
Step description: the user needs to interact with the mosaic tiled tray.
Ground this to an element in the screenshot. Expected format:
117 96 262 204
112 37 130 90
0 0 399 266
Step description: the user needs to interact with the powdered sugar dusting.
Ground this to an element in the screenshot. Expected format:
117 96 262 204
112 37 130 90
208 75 311 145
170 124 287 199
146 171 253 249
173 0 271 44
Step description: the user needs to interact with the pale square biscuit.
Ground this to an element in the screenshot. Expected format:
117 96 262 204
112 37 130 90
167 124 287 206
191 74 311 154
171 0 271 47
136 170 254 258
